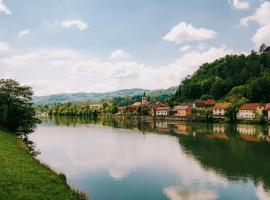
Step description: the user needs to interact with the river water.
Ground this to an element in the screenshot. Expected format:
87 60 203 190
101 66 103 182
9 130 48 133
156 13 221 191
30 117 270 200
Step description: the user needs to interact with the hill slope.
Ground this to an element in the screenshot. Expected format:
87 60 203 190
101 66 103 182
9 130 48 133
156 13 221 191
173 48 270 103
33 87 177 105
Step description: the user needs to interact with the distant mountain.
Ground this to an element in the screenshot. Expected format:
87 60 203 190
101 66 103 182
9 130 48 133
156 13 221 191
33 87 177 105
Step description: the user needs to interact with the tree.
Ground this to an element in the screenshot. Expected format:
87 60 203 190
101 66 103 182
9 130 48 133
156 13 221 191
0 79 40 136
259 44 266 54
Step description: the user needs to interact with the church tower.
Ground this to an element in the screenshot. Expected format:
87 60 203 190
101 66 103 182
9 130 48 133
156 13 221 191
142 92 148 105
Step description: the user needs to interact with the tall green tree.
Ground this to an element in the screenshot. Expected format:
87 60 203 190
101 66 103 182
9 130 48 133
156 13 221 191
0 79 40 136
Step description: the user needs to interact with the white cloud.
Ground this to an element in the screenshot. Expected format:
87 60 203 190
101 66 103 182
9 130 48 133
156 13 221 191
61 20 88 30
229 0 250 10
164 186 217 200
0 0 11 15
19 29 30 38
0 46 237 95
179 45 192 52
240 1 270 47
163 22 217 44
0 42 9 53
256 182 270 200
110 49 131 61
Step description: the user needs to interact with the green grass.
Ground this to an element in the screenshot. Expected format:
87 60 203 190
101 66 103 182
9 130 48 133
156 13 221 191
0 130 88 200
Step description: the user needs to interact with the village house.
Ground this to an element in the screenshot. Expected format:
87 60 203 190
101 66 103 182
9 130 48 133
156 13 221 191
265 103 270 120
151 102 169 116
173 105 192 117
155 106 171 116
213 102 231 117
193 99 216 110
237 103 264 120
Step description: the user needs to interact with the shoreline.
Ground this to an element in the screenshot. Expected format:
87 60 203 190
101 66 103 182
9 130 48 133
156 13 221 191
96 114 268 125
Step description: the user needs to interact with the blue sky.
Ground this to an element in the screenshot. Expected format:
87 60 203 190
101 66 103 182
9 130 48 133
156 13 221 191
0 0 269 95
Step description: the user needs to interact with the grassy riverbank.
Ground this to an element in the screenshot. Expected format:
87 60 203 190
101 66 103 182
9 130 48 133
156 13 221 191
0 130 88 200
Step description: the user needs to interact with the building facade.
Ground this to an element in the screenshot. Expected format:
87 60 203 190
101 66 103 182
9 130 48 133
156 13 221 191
155 107 171 116
173 105 192 117
237 103 264 120
213 103 231 116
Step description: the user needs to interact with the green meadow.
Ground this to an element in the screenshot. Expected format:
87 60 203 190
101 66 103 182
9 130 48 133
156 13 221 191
0 130 88 200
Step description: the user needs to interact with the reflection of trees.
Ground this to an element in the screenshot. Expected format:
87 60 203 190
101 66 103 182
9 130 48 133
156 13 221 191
178 135 270 189
49 115 98 126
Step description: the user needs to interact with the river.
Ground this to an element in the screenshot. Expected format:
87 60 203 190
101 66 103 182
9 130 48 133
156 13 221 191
29 116 270 200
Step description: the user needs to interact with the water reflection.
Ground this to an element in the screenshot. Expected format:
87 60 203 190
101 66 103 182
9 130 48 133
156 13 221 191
31 116 270 200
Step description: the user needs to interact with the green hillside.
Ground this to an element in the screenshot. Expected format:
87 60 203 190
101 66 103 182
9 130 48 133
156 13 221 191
33 88 150 105
33 87 177 105
173 45 270 104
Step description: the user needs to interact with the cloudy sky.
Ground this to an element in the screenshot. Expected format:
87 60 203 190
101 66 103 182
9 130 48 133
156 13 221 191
0 0 269 96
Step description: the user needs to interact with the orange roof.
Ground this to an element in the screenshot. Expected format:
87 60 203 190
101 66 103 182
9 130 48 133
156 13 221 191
239 103 262 110
213 103 231 109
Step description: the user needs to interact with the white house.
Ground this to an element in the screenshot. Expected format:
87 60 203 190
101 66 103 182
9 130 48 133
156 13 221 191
237 103 264 120
155 107 171 116
213 102 231 117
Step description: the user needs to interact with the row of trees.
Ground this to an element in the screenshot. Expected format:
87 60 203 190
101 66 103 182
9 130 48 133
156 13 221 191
0 79 39 136
48 102 119 117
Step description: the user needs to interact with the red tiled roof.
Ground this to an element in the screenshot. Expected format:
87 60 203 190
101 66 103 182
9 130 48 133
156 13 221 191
213 103 231 109
239 103 261 110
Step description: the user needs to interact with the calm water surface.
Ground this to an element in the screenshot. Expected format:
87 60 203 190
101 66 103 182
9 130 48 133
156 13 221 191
30 117 270 200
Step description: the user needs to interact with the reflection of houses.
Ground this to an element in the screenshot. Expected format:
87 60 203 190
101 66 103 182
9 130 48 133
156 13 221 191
193 99 216 110
175 124 191 135
237 124 256 135
213 124 225 134
155 121 169 132
213 103 231 117
173 105 192 117
237 124 266 142
237 103 264 120
265 103 270 120
205 124 228 140
240 135 261 142
156 122 168 129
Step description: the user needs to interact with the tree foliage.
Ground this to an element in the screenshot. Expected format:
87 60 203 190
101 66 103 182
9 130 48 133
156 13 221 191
0 79 40 136
173 44 270 104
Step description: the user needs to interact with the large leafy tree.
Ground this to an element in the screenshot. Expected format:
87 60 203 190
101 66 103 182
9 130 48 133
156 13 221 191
0 79 40 136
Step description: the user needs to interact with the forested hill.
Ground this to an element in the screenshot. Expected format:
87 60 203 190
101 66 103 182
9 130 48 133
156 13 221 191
173 45 270 103
33 87 177 105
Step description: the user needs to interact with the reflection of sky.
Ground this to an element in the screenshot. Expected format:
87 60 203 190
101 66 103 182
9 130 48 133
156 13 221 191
30 123 268 200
